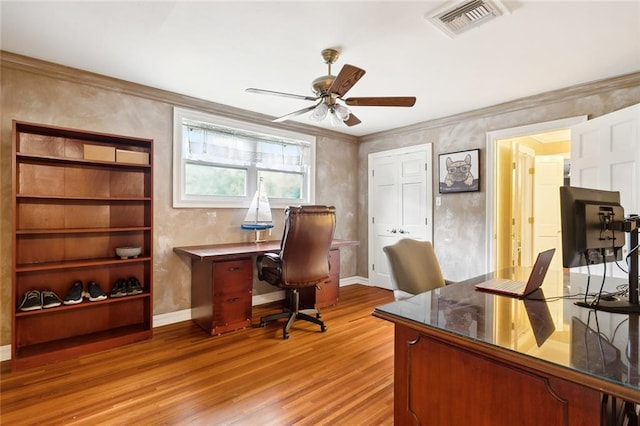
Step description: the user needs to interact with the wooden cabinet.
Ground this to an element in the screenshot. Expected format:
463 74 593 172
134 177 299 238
389 323 601 425
191 258 253 335
300 248 340 309
11 121 153 371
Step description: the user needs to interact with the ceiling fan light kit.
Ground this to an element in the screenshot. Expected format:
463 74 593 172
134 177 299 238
246 48 416 127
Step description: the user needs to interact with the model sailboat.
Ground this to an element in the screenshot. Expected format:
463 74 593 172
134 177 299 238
241 179 274 241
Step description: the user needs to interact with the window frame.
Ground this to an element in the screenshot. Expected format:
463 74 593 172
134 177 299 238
173 107 316 209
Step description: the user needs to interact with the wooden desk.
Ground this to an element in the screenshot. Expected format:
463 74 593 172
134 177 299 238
373 270 640 425
174 239 358 335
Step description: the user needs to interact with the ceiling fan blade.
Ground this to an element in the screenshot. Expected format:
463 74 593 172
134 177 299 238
344 113 361 127
344 97 416 107
329 64 366 97
246 88 318 102
272 103 320 123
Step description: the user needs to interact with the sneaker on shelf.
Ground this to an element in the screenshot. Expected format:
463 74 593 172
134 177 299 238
126 277 143 295
18 290 42 312
110 279 127 298
41 290 63 309
64 281 84 305
85 281 107 302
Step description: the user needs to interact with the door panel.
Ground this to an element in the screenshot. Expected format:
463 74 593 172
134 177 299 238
400 153 429 240
570 103 640 277
534 155 564 271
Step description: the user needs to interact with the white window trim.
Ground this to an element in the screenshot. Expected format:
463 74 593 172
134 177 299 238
173 107 316 209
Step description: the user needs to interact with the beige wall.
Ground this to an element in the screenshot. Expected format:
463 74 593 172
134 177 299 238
357 73 640 281
2 51 640 350
0 53 359 347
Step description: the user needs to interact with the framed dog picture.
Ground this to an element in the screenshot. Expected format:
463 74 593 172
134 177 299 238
439 149 480 193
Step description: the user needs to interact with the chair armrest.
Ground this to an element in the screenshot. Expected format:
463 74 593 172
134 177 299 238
257 252 282 282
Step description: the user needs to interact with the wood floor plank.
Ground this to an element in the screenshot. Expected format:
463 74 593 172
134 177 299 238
1 284 395 425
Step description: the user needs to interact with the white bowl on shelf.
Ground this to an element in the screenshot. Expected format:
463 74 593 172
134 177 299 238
115 246 142 259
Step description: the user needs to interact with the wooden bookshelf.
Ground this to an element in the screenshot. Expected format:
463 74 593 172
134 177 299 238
11 120 154 371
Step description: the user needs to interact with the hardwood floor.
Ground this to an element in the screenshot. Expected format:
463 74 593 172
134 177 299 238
1 284 395 425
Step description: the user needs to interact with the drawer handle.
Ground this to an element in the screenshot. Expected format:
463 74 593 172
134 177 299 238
227 297 241 303
227 267 241 271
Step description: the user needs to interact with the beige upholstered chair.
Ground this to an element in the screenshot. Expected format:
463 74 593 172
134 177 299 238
383 238 450 301
257 205 336 339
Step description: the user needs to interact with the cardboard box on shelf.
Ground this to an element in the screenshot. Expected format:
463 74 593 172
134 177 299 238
116 149 149 165
83 144 116 162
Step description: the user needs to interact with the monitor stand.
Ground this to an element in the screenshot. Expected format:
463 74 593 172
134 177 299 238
575 215 640 314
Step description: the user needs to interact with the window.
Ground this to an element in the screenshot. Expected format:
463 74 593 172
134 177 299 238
173 108 316 208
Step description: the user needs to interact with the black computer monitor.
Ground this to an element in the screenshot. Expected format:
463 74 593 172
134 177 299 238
560 185 640 314
559 186 624 268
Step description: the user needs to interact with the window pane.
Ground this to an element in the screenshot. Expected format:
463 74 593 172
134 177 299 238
255 141 306 172
174 108 315 208
259 170 303 200
185 163 246 196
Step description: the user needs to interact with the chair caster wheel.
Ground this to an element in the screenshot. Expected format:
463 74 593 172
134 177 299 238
259 321 266 328
321 325 327 333
316 313 322 319
283 333 290 339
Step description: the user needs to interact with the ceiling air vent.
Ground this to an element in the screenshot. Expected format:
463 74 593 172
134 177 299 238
425 0 509 38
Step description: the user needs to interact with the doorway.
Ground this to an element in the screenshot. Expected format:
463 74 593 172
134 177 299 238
485 116 587 272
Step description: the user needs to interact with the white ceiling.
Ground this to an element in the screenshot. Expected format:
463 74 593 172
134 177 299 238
1 1 639 137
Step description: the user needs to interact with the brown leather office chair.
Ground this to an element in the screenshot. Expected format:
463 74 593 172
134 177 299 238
383 238 451 301
257 205 336 339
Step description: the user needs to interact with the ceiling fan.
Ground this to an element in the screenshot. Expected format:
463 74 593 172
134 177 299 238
246 48 416 127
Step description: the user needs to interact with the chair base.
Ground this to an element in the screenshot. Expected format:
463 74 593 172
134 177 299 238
259 289 327 339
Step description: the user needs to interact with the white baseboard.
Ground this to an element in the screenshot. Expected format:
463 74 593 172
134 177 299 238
0 276 371 362
341 275 368 286
153 308 192 327
1 344 10 362
252 289 285 306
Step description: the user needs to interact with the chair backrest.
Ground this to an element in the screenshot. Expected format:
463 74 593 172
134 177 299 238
279 205 336 288
383 238 446 299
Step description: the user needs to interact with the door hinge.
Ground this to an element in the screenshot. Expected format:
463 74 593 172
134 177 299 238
512 162 516 170
425 217 428 225
372 217 375 224
372 169 375 177
424 163 428 171
528 217 534 224
372 264 375 271
529 167 535 175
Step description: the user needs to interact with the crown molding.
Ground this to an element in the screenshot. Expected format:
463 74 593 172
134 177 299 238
360 70 640 141
0 50 359 144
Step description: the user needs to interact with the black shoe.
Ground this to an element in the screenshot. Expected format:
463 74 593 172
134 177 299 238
41 290 63 309
110 279 127 298
64 281 84 305
126 277 143 295
18 290 42 311
85 281 107 302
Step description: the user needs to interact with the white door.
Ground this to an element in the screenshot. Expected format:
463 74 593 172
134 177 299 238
533 155 565 271
512 143 535 267
368 144 433 289
570 103 640 276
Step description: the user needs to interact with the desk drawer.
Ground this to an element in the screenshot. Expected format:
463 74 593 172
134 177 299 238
212 291 252 335
300 249 340 309
213 259 253 295
315 274 339 308
328 249 340 274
